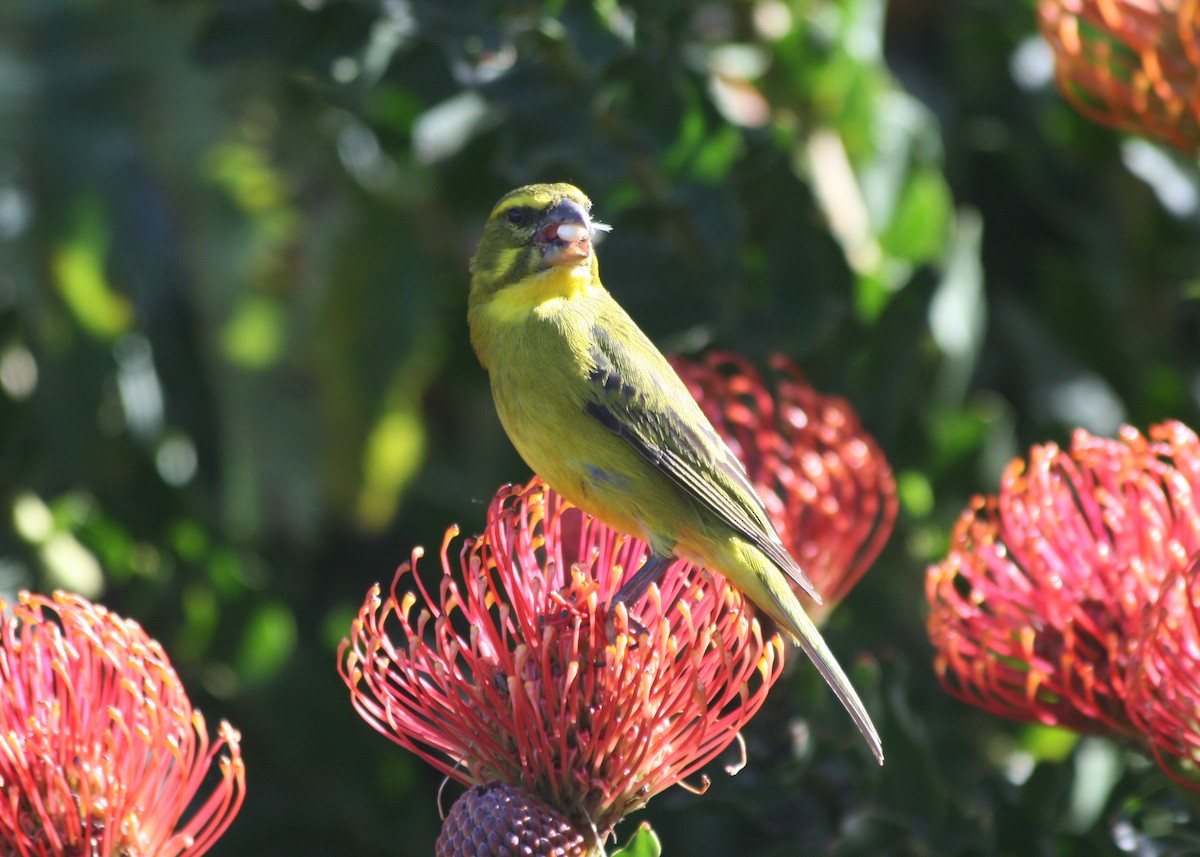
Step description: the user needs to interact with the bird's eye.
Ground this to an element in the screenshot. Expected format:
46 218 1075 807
506 207 530 226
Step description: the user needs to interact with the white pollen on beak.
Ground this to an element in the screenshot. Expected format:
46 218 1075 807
556 223 588 242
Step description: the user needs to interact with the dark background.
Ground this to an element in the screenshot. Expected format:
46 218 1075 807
2 0 1199 854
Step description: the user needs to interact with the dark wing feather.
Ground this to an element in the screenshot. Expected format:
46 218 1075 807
584 323 820 602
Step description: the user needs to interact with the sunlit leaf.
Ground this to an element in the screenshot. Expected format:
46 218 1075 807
878 169 953 263
41 533 104 599
221 294 284 368
611 823 662 857
1021 723 1080 763
51 199 133 340
897 469 934 518
356 398 425 531
204 140 290 216
236 600 297 684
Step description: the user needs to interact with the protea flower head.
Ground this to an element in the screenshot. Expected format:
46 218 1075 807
1038 0 1200 150
0 590 246 857
339 477 785 851
672 351 897 622
926 420 1200 743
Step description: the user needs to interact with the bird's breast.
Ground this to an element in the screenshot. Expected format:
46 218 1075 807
480 267 596 326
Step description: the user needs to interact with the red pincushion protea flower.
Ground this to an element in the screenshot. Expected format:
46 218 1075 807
927 420 1200 736
339 477 784 844
672 351 897 622
1039 0 1200 150
1128 553 1200 787
0 590 246 857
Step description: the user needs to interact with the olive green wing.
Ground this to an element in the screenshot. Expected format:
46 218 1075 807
583 322 821 603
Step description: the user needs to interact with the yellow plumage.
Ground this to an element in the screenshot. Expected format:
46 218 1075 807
468 183 883 764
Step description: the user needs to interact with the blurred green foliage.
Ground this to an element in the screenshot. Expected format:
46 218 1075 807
2 0 1199 855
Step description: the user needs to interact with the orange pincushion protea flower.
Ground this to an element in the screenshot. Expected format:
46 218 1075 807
927 420 1200 787
339 478 784 843
1039 0 1200 150
0 591 246 856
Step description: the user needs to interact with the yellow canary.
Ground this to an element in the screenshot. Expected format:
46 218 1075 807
468 183 883 764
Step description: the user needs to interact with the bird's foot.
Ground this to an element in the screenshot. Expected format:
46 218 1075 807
603 600 649 647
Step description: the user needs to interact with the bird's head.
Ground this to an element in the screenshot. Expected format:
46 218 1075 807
469 183 611 299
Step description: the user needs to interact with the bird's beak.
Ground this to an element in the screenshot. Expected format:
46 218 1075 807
534 198 600 269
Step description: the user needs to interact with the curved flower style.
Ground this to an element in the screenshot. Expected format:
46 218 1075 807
672 351 897 621
1128 553 1200 786
1039 0 1200 150
339 477 784 843
0 590 246 857
927 421 1200 738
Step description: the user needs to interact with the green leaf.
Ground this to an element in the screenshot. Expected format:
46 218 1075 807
611 823 662 857
897 469 934 518
1020 723 1079 763
52 198 134 341
236 600 298 685
220 294 285 369
879 169 952 263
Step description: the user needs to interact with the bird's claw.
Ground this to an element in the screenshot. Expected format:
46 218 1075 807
603 601 648 648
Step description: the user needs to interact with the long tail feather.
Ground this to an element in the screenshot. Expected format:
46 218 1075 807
781 596 884 764
746 555 884 764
